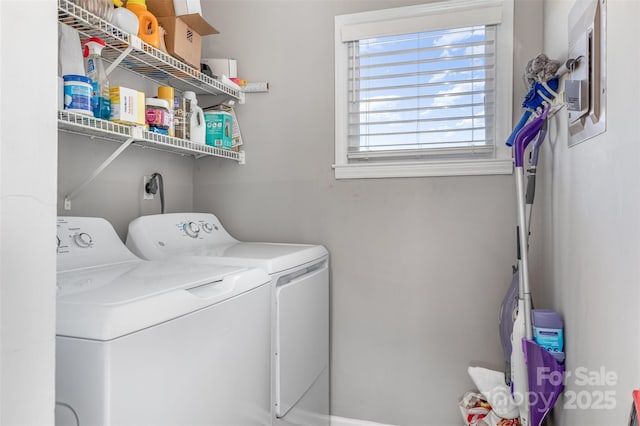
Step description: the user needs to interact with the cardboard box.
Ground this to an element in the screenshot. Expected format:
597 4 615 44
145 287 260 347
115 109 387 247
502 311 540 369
147 0 177 17
110 86 145 125
157 17 200 69
147 0 218 69
201 58 237 78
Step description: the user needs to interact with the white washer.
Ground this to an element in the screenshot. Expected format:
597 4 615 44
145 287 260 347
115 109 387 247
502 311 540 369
126 213 330 426
55 217 272 426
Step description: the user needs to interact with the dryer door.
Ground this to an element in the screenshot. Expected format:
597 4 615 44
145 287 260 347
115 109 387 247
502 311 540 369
275 262 329 418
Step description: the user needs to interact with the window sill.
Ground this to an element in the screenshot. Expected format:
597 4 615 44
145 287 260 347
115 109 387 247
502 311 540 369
333 159 513 179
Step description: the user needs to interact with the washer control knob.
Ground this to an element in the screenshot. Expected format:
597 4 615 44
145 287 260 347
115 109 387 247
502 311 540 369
73 232 92 248
184 222 200 238
202 223 214 233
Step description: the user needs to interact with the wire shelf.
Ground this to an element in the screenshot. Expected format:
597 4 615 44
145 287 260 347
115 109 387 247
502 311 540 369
140 131 242 160
58 110 242 161
57 0 241 99
58 110 132 139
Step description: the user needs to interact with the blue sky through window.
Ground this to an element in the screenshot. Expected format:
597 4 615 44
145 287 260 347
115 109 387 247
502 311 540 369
348 25 496 154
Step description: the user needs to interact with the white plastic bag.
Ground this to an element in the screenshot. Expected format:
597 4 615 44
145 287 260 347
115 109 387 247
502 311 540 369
468 366 520 419
58 23 86 77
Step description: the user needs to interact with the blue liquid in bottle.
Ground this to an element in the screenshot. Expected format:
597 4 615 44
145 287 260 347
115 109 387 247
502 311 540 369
84 38 111 120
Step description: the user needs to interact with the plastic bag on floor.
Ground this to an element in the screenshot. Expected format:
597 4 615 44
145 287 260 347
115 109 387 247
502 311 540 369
468 366 520 419
460 391 521 426
459 391 491 425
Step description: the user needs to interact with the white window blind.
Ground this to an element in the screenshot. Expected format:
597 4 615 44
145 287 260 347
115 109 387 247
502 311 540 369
347 25 497 161
334 0 514 179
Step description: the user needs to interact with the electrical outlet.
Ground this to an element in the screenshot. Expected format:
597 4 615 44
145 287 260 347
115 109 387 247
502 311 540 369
143 176 154 200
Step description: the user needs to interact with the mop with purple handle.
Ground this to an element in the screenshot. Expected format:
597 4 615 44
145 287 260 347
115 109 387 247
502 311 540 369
510 106 549 426
498 121 547 387
511 106 565 426
497 53 571 426
500 55 561 378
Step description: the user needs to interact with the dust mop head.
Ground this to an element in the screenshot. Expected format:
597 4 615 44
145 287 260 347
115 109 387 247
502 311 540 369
525 53 561 85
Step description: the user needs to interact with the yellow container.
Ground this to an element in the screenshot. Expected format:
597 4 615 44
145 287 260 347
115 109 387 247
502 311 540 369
126 0 160 48
157 86 175 136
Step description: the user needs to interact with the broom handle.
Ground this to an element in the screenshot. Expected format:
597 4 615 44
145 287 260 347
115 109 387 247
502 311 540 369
515 169 533 340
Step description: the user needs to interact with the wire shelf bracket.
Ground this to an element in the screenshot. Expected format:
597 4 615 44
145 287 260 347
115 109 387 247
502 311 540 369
63 132 138 210
105 43 135 75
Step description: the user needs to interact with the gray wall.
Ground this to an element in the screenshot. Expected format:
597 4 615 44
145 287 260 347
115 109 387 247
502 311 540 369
538 0 640 424
195 1 541 424
57 69 196 239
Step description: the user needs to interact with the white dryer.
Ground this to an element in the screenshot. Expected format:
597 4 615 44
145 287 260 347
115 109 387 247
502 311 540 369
55 217 272 426
126 213 330 426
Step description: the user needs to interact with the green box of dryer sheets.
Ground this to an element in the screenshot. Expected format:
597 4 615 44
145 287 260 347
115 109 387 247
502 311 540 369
204 111 233 149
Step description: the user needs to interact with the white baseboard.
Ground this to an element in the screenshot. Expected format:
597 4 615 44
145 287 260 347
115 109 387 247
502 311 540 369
330 416 396 426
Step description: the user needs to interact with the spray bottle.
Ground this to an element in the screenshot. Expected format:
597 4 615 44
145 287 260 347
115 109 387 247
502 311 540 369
83 37 111 120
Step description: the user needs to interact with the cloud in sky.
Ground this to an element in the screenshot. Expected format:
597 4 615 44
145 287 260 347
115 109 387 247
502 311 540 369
429 82 473 108
433 28 477 47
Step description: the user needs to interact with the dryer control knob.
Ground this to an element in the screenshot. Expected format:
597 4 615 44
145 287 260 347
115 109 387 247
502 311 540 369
202 223 214 233
73 232 92 248
184 222 200 238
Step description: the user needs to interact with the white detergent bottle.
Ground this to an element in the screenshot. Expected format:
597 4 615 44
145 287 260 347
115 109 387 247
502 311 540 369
183 91 205 145
83 37 110 120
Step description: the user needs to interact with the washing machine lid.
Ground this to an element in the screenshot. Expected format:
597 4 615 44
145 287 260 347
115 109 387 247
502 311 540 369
166 242 328 275
56 259 269 341
126 213 328 274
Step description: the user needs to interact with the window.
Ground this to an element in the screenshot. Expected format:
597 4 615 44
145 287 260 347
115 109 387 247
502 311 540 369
334 0 514 179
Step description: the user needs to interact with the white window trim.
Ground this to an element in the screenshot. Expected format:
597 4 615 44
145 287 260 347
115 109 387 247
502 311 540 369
333 0 514 179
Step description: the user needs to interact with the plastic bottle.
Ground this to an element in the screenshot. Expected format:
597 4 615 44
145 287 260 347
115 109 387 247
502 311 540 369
183 91 205 144
111 0 139 35
83 37 111 120
173 96 189 139
157 86 175 137
126 0 160 48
